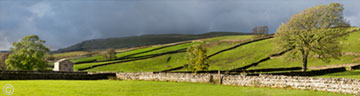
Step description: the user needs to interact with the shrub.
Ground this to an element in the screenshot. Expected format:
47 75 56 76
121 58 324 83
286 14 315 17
185 45 209 73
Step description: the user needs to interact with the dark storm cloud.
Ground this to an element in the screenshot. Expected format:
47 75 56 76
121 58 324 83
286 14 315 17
0 0 359 50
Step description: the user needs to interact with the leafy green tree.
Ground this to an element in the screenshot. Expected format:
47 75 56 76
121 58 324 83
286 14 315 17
275 3 350 72
185 45 209 73
5 35 50 70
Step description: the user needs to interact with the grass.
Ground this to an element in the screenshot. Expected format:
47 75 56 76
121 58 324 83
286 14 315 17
342 28 360 53
70 56 102 64
249 55 359 70
70 42 194 64
316 69 360 79
249 30 360 70
208 38 277 70
78 35 255 72
73 43 196 71
202 35 253 42
76 31 360 72
0 80 350 96
130 42 199 57
73 60 122 71
203 35 254 55
70 45 166 64
115 45 167 58
71 35 254 64
51 51 89 58
86 53 186 72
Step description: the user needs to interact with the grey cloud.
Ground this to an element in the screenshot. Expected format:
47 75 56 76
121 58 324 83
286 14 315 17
0 32 11 50
0 0 359 50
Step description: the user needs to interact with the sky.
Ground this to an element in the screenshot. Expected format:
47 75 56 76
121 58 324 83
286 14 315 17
0 0 359 50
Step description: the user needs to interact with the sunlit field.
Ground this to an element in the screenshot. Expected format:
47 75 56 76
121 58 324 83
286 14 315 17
0 80 350 96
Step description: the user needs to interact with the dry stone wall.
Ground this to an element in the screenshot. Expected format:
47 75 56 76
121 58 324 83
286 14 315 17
116 72 360 94
117 72 219 83
222 74 360 94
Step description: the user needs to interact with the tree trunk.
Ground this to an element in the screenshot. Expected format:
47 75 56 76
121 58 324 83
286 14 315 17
302 51 308 72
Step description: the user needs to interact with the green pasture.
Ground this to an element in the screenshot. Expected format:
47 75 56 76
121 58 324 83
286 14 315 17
0 80 349 96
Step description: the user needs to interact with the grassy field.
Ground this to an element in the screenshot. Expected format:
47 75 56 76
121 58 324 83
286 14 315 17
71 30 360 72
86 53 186 72
202 35 253 42
72 43 194 71
208 38 277 70
70 56 102 64
0 80 349 96
249 55 359 70
70 42 195 64
249 30 360 70
315 69 360 79
76 35 256 72
69 45 167 64
70 35 253 64
73 60 122 71
79 31 358 72
130 42 199 57
342 29 360 52
52 51 89 58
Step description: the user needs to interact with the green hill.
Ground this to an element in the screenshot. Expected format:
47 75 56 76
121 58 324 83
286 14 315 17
71 35 257 71
56 32 250 52
64 28 360 79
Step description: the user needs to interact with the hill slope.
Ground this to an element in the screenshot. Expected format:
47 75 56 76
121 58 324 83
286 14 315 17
69 28 360 73
72 35 256 71
57 32 250 52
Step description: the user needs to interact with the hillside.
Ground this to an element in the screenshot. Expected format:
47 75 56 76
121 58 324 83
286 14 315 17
70 35 256 71
57 32 250 52
65 28 360 74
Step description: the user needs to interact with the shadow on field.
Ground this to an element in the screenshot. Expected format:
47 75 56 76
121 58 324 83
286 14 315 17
78 49 187 71
260 67 347 76
164 67 346 77
161 67 302 73
207 36 273 58
159 36 274 72
74 42 190 64
230 48 293 71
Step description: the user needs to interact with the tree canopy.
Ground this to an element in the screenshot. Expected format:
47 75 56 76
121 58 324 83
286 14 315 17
185 45 209 73
275 3 350 72
5 35 50 70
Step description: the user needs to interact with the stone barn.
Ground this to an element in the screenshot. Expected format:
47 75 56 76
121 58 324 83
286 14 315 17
53 59 73 72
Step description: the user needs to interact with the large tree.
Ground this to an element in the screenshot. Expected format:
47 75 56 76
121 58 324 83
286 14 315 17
275 3 350 72
185 45 209 73
6 35 50 70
